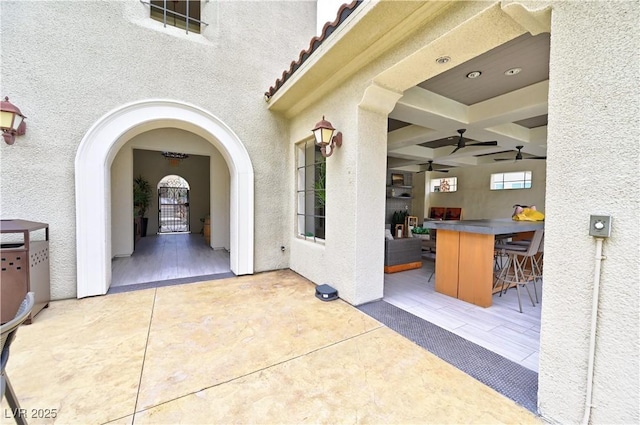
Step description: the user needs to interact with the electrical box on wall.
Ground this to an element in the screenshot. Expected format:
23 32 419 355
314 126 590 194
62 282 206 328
589 215 612 238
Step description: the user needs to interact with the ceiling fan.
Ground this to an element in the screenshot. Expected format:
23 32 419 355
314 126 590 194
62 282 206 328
417 161 449 173
494 145 547 162
450 129 498 154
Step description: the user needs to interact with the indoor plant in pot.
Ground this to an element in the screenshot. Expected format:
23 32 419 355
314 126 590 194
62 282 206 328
133 175 152 237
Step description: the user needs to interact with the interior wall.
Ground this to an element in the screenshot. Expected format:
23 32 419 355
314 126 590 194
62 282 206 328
209 154 230 250
111 128 229 257
424 160 546 220
111 148 133 256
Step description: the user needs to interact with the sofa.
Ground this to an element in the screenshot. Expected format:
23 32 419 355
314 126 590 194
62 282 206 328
384 237 423 273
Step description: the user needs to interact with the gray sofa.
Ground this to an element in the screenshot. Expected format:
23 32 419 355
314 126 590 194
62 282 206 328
384 237 422 267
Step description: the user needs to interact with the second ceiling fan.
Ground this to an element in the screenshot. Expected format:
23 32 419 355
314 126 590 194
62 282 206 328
494 145 547 162
417 160 449 173
450 129 497 154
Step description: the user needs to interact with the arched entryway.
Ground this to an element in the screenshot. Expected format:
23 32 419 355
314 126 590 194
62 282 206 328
75 99 254 298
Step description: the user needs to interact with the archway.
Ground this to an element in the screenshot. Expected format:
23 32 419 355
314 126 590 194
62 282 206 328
75 99 254 298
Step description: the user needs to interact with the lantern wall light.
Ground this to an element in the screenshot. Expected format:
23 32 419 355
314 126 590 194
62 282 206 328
311 116 342 158
0 97 27 145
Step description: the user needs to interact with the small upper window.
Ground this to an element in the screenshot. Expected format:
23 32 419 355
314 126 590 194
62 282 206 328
430 177 457 193
491 171 532 190
147 0 203 34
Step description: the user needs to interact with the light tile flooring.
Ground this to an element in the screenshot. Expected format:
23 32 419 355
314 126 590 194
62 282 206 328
384 260 541 372
1 271 541 424
111 233 231 287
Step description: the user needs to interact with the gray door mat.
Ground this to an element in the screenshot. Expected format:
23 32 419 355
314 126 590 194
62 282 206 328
358 300 539 414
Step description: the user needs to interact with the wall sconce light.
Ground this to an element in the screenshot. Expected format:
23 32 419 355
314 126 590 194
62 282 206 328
0 97 27 145
311 116 342 158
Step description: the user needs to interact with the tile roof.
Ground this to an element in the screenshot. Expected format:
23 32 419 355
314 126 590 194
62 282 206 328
264 0 363 101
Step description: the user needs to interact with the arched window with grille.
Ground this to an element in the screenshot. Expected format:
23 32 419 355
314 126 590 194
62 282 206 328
158 175 190 233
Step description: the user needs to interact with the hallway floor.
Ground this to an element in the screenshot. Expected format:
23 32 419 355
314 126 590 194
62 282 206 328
2 271 540 424
111 233 230 287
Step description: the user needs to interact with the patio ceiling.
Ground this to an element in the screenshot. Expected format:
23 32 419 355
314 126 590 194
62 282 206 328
387 32 550 172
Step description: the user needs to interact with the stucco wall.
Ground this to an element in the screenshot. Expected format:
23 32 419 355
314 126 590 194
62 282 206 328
0 0 315 299
281 1 638 423
288 74 389 305
536 1 639 423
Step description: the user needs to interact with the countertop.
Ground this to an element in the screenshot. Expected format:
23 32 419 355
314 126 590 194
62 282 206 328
421 219 544 235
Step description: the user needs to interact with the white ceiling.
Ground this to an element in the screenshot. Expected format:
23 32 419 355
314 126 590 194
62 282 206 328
387 32 550 173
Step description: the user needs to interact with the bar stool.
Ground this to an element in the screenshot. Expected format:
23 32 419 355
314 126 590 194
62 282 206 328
493 230 544 312
495 232 544 303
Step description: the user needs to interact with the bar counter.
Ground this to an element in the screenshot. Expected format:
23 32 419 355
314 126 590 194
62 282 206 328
422 219 544 307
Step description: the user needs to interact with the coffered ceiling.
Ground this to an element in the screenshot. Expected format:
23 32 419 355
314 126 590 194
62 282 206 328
387 32 550 173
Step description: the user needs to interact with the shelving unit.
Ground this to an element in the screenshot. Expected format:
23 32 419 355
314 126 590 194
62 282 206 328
386 185 413 199
386 171 415 228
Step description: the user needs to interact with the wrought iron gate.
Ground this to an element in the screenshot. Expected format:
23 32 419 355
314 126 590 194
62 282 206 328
158 187 190 233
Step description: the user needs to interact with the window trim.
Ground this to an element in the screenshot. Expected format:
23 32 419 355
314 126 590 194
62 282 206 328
430 177 458 193
142 0 209 34
490 171 533 190
296 140 326 242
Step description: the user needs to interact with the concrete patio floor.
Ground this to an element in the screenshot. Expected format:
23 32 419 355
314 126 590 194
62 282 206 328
1 270 541 424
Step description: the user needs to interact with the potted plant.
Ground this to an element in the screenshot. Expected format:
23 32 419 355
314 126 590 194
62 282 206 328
411 226 430 239
133 175 152 237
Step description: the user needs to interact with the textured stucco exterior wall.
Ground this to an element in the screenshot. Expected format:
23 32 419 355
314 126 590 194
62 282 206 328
536 1 639 423
282 1 638 423
0 0 315 299
288 1 516 305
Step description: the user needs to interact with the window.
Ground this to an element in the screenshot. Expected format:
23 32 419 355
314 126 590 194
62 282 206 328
491 171 532 190
296 141 326 241
430 177 457 193
147 0 204 34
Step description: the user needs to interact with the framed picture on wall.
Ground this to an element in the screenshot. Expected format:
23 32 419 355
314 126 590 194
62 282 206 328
391 173 404 186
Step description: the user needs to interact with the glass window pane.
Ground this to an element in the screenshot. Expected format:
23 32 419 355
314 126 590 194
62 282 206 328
431 177 457 192
490 171 532 190
297 140 327 241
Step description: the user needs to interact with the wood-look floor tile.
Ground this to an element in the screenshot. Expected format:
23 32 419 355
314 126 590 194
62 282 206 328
384 263 541 371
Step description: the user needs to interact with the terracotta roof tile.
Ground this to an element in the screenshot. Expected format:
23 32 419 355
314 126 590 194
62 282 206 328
264 0 363 101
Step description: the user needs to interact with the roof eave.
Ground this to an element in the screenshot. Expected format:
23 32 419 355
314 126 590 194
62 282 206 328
265 1 456 118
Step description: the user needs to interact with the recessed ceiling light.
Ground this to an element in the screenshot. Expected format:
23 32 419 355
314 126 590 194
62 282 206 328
466 71 482 79
435 56 451 64
504 67 522 76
